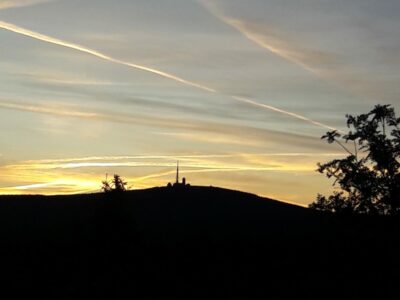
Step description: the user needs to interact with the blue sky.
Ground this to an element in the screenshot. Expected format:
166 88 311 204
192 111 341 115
0 0 399 205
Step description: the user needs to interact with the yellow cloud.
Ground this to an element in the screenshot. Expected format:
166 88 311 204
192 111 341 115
0 153 340 203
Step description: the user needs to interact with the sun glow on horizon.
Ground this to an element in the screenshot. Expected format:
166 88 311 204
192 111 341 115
0 153 343 205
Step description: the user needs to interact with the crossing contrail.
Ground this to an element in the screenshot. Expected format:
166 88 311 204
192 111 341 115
198 0 319 76
0 20 216 93
233 96 337 131
0 20 337 130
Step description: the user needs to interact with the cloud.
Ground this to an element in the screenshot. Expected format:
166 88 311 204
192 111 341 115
0 99 226 135
0 0 53 10
10 152 343 165
0 179 100 194
1 153 344 177
0 98 337 153
20 74 238 120
0 100 99 118
156 131 263 147
0 152 340 204
0 19 337 131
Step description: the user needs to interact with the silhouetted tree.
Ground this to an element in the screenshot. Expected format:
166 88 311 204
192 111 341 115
309 104 400 215
101 174 128 193
101 179 112 193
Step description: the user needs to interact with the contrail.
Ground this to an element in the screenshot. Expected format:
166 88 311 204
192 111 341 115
233 96 337 131
198 0 319 76
217 18 317 75
0 20 337 130
0 20 216 93
198 0 386 105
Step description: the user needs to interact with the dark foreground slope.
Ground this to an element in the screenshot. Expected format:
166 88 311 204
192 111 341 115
0 186 399 298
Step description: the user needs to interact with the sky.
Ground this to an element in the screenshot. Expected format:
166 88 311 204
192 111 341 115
0 0 399 205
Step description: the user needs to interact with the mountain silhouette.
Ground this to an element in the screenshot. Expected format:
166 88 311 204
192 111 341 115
0 185 399 298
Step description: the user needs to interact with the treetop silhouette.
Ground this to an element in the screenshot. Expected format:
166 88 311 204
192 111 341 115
101 174 128 193
310 104 400 215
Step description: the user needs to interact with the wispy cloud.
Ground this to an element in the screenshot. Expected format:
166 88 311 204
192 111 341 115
156 131 263 147
0 153 339 203
0 0 53 10
0 20 337 131
1 153 344 177
0 179 100 194
0 98 337 153
13 152 344 164
0 100 99 119
0 99 188 129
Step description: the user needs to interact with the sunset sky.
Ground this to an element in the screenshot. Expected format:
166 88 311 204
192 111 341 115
1 0 400 205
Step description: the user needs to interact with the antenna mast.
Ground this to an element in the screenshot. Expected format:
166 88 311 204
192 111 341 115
176 161 179 184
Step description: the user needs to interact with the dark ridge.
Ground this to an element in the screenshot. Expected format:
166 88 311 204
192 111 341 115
0 186 398 298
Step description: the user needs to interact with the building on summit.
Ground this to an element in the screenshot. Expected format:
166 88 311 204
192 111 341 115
167 161 189 188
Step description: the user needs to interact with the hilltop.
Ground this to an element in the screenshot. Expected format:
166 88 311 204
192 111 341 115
0 186 399 298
